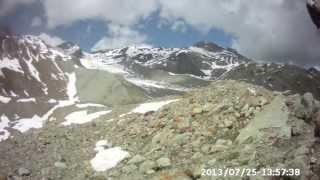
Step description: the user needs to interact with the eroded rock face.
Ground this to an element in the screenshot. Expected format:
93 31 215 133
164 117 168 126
307 0 320 29
236 95 291 144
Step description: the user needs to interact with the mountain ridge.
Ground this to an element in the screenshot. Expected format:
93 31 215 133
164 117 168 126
1 33 320 179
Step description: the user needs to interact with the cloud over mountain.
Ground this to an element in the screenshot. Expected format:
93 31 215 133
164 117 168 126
1 0 320 66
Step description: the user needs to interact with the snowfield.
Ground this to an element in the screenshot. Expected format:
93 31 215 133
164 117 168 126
75 103 106 108
131 99 179 114
126 78 188 92
17 98 36 103
61 110 112 126
90 140 129 172
0 95 11 104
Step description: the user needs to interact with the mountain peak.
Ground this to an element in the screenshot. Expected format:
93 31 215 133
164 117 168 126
58 41 83 57
58 42 78 49
193 41 224 52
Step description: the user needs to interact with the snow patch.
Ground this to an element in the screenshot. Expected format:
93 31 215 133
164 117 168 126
247 87 257 96
12 115 43 133
126 78 188 92
65 72 79 101
62 110 111 126
12 97 77 133
0 95 11 103
25 58 41 82
131 99 179 114
80 57 128 74
76 103 106 108
0 115 10 142
0 57 24 77
91 140 129 172
17 98 36 103
48 99 57 103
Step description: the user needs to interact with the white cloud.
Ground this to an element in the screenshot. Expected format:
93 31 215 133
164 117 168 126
2 0 315 66
158 0 320 66
38 33 65 46
91 25 148 51
31 16 42 27
171 20 187 33
0 0 36 16
41 0 158 28
40 0 320 66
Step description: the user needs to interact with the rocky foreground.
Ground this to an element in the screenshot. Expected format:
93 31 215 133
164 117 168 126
1 80 320 180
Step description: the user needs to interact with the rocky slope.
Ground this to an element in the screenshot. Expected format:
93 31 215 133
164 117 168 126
222 63 320 100
0 34 152 144
1 80 320 180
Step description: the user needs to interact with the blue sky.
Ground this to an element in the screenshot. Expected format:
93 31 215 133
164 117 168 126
0 0 320 67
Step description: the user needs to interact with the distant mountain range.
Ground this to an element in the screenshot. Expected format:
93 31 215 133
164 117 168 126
1 33 320 138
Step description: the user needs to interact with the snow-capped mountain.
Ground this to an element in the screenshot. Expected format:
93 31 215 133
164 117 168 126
58 42 83 58
85 41 250 80
0 34 73 100
62 39 320 98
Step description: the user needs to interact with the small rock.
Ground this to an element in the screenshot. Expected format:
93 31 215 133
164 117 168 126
313 110 320 123
192 107 203 115
213 104 228 113
259 97 268 106
9 176 22 180
201 144 211 154
234 112 241 118
291 119 307 136
294 146 309 156
146 170 155 174
54 162 67 169
203 104 213 112
207 159 217 166
295 105 308 120
223 119 233 128
156 157 171 168
315 100 320 110
191 138 202 150
17 167 30 176
255 107 261 112
192 164 206 178
175 117 191 129
313 111 320 137
122 164 137 173
311 157 317 164
174 133 191 145
191 152 203 160
302 92 314 109
215 139 232 146
224 106 235 114
151 130 173 145
241 104 250 113
90 175 107 180
127 155 146 164
210 145 228 153
139 160 156 173
314 110 320 137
